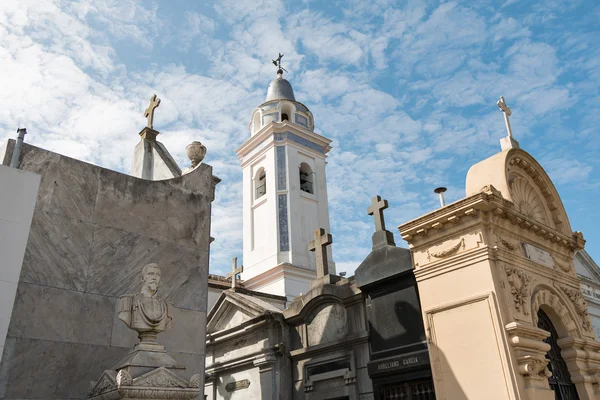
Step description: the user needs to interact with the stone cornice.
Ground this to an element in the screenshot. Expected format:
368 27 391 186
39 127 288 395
236 122 332 161
289 331 369 360
398 187 584 252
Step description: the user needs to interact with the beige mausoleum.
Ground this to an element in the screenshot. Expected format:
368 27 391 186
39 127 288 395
399 141 600 399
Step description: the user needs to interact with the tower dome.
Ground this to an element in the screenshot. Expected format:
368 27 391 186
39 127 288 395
265 72 296 102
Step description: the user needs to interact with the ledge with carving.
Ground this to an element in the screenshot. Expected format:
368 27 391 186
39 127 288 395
399 186 585 255
505 323 552 382
88 368 201 400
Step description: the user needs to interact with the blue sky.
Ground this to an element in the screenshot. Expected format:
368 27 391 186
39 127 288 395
1 0 599 276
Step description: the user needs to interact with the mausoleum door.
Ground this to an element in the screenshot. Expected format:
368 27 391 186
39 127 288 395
378 379 435 400
537 309 580 400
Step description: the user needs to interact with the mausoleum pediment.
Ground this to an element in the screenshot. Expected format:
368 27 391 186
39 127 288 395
207 290 282 335
466 148 571 236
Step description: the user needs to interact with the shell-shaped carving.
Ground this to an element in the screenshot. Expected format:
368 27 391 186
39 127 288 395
509 176 548 225
116 370 133 387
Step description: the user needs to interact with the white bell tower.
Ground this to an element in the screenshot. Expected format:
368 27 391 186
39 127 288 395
236 63 335 301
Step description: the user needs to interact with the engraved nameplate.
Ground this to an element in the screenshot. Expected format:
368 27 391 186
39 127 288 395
226 379 250 392
522 243 554 268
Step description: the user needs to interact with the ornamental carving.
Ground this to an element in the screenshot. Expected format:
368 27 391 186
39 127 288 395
189 374 201 388
116 370 132 387
428 238 465 259
555 283 592 332
523 358 552 380
504 266 531 315
135 368 187 388
509 176 548 225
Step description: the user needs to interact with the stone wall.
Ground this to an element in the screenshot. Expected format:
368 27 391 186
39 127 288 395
0 142 216 400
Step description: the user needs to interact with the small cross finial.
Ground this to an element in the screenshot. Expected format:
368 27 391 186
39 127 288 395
271 53 287 75
308 228 333 278
144 94 161 130
226 257 244 289
367 195 388 232
497 96 513 138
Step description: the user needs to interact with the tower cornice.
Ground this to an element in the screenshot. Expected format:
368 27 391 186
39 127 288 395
236 122 332 164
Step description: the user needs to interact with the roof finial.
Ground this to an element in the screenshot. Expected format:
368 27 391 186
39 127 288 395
271 53 287 76
497 96 520 150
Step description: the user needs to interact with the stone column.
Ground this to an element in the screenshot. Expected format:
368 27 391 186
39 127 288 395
253 354 277 400
506 322 554 400
558 337 600 399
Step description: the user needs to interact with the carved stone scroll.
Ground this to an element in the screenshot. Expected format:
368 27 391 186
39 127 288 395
555 283 592 332
504 266 531 315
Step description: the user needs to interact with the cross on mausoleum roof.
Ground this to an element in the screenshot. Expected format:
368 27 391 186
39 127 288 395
226 257 243 289
308 228 333 278
497 96 513 138
144 94 161 130
367 195 389 232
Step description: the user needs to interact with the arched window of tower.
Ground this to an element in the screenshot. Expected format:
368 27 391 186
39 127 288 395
299 163 314 194
252 112 261 134
255 168 266 199
280 102 294 123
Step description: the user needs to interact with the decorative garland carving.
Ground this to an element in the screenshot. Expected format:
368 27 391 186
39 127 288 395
504 266 531 315
428 238 464 259
555 283 592 332
501 239 516 251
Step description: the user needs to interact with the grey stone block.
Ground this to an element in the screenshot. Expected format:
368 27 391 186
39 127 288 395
45 155 100 222
1 337 128 399
7 283 115 346
93 167 212 251
86 225 208 310
21 210 94 291
17 144 61 211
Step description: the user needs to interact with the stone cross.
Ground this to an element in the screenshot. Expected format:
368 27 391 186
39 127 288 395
308 228 333 278
367 195 389 232
226 257 243 289
497 96 513 138
144 94 161 130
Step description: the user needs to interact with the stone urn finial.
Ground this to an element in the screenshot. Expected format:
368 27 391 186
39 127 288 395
186 141 206 168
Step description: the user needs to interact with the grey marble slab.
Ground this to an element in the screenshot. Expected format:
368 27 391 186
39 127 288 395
93 167 212 251
44 155 100 222
17 144 61 212
86 225 208 310
1 337 128 399
7 283 115 346
21 210 94 291
110 307 206 354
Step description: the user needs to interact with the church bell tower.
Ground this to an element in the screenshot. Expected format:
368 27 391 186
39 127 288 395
236 57 334 300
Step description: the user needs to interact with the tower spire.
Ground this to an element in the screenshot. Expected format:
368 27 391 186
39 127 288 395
271 53 287 75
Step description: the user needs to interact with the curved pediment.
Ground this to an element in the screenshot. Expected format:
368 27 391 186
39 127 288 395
466 148 571 236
